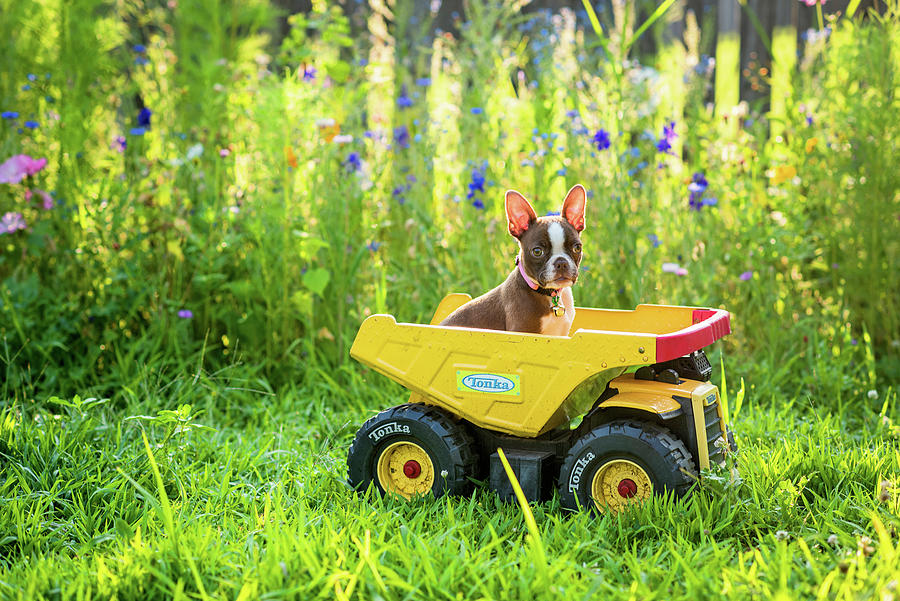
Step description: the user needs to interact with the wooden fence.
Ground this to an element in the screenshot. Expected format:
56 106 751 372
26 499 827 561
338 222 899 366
274 0 884 110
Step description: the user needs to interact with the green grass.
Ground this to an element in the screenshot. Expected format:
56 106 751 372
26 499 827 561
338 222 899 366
1 381 898 600
1 0 899 597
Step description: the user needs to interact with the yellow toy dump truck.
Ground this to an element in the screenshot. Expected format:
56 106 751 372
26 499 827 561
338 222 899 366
348 293 735 514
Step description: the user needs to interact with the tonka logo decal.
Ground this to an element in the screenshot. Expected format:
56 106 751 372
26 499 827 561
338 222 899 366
368 422 410 442
568 451 596 492
456 371 520 396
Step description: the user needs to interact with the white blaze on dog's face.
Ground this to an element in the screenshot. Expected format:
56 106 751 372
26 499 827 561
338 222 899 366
507 185 587 290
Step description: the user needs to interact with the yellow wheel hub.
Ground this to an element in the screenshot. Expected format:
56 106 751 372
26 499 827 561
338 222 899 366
590 459 652 513
376 441 435 499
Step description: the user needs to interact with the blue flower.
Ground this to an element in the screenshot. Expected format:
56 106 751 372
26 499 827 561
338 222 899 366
302 66 316 82
556 167 567 177
647 233 661 248
470 107 484 115
135 56 149 66
22 84 31 91
565 109 579 119
656 121 677 154
1 111 18 119
24 120 39 129
344 151 362 172
472 198 484 210
27 73 37 82
466 164 486 200
134 44 146 53
415 77 431 86
137 108 152 127
393 125 410 149
398 86 413 109
592 129 611 151
129 127 146 136
367 241 381 252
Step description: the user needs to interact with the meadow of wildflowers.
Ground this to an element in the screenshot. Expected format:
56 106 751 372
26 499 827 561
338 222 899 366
0 1 899 598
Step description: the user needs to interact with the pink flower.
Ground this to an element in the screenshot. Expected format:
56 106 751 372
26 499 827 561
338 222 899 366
25 188 54 210
0 212 26 234
0 154 48 184
800 0 826 5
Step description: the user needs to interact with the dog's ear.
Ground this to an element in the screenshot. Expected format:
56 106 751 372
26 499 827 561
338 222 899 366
561 184 586 232
505 190 537 238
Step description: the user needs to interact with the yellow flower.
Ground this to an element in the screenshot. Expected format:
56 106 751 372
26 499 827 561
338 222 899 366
770 165 797 185
805 137 818 153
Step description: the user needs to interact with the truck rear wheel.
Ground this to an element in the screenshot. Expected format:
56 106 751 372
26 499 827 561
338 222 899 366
347 403 478 499
558 420 696 514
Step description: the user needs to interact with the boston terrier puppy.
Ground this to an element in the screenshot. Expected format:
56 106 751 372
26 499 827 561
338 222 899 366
440 184 586 336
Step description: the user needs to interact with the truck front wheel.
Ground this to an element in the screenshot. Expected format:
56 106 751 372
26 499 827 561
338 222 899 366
558 420 697 514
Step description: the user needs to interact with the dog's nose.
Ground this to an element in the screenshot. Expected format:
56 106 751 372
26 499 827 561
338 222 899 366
554 257 570 271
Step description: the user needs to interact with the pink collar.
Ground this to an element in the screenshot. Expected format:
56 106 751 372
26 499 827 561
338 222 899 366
517 256 558 297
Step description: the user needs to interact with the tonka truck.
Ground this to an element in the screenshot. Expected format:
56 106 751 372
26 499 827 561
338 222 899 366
347 294 735 513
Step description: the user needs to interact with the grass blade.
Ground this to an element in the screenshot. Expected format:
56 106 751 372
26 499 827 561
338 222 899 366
625 0 677 53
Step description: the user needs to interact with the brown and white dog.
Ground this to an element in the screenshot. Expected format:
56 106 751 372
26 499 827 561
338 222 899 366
440 184 586 336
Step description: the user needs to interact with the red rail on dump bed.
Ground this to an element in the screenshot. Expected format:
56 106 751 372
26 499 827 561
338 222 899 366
655 309 731 362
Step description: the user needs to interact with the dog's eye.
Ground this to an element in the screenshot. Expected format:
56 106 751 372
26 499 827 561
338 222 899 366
572 243 582 253
531 247 544 257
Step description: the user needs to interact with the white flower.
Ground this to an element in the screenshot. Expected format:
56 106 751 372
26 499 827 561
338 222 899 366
316 118 336 128
868 390 878 400
332 134 353 144
662 262 680 273
186 144 203 160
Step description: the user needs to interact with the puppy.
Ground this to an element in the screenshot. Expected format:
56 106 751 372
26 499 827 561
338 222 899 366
440 184 586 336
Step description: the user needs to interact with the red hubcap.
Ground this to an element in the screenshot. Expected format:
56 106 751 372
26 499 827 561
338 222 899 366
403 460 421 479
617 478 638 498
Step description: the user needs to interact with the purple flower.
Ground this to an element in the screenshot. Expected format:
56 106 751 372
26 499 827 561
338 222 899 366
739 270 753 281
1 111 18 119
592 129 611 151
565 109 579 119
113 136 127 152
366 241 381 252
688 172 712 210
415 77 431 86
137 108 151 127
656 121 677 154
23 120 39 129
344 151 362 172
647 233 660 248
0 212 26 234
177 309 193 319
302 66 316 81
0 154 48 184
393 125 410 149
392 185 409 204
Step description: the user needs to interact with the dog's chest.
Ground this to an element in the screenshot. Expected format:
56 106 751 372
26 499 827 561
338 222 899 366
539 287 575 336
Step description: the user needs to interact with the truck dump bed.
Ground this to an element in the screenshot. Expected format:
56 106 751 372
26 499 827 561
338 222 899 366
350 294 731 437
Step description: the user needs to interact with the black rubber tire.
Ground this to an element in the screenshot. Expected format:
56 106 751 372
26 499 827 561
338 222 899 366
347 403 478 498
558 419 697 513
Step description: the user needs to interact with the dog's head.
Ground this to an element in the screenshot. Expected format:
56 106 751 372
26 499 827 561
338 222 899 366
505 185 586 290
